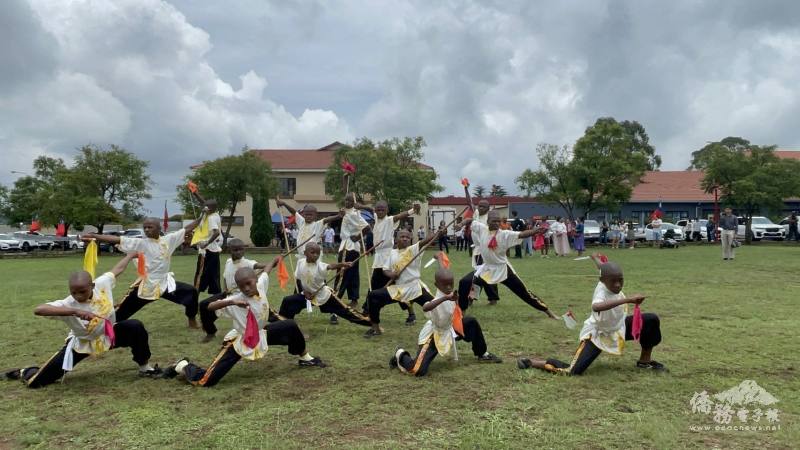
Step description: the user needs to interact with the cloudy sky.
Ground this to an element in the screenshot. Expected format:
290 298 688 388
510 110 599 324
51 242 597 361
3 0 800 215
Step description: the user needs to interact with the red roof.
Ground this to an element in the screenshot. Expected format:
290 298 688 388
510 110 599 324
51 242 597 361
250 142 343 170
775 150 800 160
629 171 714 202
428 195 531 206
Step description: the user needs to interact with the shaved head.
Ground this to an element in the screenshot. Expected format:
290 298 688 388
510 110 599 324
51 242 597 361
69 271 93 288
305 242 321 252
599 262 623 278
435 267 454 284
234 267 257 284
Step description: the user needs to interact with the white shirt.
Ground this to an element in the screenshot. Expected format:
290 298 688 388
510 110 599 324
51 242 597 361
294 213 325 257
651 218 662 230
418 289 458 359
579 282 628 355
204 212 223 253
471 221 521 284
223 257 257 293
120 229 186 299
323 227 335 243
552 221 568 234
47 272 116 355
339 208 368 252
296 258 332 305
384 242 429 302
470 212 489 269
372 215 398 269
216 273 271 360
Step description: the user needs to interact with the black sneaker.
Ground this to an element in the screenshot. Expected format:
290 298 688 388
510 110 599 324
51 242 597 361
477 353 503 363
405 314 416 326
636 360 667 371
299 357 327 368
159 365 179 379
4 368 21 380
517 358 532 369
363 328 382 339
389 355 399 369
201 334 216 343
139 364 164 378
348 300 359 309
329 314 339 325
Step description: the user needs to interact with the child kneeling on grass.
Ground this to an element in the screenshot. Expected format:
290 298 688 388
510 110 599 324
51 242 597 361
517 261 666 375
162 267 325 387
390 263 502 377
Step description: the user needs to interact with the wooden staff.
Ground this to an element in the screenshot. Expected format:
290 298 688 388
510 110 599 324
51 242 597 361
304 240 385 300
382 206 470 289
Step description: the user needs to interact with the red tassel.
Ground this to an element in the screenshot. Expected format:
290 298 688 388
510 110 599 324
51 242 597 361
137 253 147 277
243 309 260 348
341 161 356 174
187 180 199 193
461 178 469 187
439 252 450 269
463 208 474 219
597 253 609 264
487 235 498 249
452 305 464 336
631 304 643 341
104 319 116 348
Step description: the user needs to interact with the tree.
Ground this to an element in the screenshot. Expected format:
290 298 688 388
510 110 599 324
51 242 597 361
472 185 487 198
490 184 507 197
2 148 151 233
699 140 800 243
515 143 582 219
250 191 275 247
570 117 660 216
178 150 275 247
323 137 442 211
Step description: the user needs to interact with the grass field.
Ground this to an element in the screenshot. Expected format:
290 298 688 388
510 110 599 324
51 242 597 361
1 244 798 449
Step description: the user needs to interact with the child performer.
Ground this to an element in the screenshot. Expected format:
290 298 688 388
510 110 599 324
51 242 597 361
189 190 223 296
363 228 441 338
275 198 343 262
278 243 371 327
389 263 502 376
369 200 420 325
163 267 326 387
457 211 559 319
5 254 161 387
517 261 666 374
83 215 205 328
199 238 282 342
463 195 499 303
333 193 370 309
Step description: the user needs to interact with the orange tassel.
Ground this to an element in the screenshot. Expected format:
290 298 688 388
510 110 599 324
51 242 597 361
137 252 147 277
452 304 464 336
439 252 450 269
277 256 289 290
187 180 199 193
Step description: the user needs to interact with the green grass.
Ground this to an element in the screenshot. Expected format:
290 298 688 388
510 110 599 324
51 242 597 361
1 244 798 449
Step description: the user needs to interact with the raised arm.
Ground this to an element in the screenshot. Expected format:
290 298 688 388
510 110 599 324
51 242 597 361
392 203 421 222
354 203 374 214
276 198 297 216
81 233 120 245
518 226 545 239
191 190 206 206
183 210 207 234
322 210 344 224
254 256 283 274
110 253 137 278
592 295 645 312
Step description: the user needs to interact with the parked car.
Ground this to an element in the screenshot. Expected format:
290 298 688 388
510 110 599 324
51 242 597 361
583 219 601 242
0 234 21 251
98 231 123 253
676 219 709 241
777 216 796 235
15 231 56 250
122 229 146 239
644 222 685 241
12 231 51 251
737 216 785 241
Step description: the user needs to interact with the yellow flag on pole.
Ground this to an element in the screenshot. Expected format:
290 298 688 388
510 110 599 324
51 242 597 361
83 240 98 279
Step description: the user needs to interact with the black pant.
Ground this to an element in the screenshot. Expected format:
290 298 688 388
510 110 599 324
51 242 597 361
199 291 230 335
366 286 433 324
184 319 307 387
22 320 151 388
334 250 360 301
438 235 449 253
279 293 371 326
456 237 464 251
397 316 487 376
115 281 199 321
457 267 548 312
544 313 662 375
369 269 410 313
788 225 799 241
471 255 499 301
194 251 222 294
514 244 522 258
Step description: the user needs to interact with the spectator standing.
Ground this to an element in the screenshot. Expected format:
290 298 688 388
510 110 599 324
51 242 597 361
788 213 799 242
600 221 609 246
706 218 716 242
720 207 737 260
650 216 663 248
511 211 525 259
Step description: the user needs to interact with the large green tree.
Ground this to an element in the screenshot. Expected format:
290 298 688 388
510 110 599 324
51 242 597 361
178 150 275 246
698 139 800 243
323 137 442 211
489 184 507 197
2 146 151 233
472 185 487 198
515 144 582 219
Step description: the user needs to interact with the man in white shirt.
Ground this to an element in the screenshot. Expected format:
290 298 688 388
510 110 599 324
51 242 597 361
333 193 370 308
189 192 223 296
465 199 500 303
323 225 335 253
650 216 663 247
163 268 326 387
457 211 558 318
6 254 161 388
83 215 206 328
517 261 665 374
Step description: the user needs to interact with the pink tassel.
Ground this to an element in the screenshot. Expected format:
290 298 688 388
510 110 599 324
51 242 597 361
243 309 260 348
597 253 609 264
631 304 643 341
104 319 116 348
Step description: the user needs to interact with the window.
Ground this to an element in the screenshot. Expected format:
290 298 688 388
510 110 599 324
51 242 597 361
278 178 296 198
221 216 245 226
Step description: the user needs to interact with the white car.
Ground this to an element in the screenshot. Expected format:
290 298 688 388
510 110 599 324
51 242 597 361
645 222 685 241
0 234 21 251
582 220 601 242
11 232 41 251
737 216 785 241
676 219 709 241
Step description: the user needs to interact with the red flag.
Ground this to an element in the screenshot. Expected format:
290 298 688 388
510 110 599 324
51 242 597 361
29 220 41 232
460 178 470 187
631 304 643 341
104 319 116 348
55 218 66 237
463 207 474 219
187 180 199 193
452 304 464 336
341 161 356 174
163 201 169 231
277 256 289 290
243 309 261 348
650 209 663 220
597 253 609 264
438 251 450 269
137 252 147 278
487 235 498 249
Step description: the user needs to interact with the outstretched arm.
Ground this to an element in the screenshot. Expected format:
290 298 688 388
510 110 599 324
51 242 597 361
518 226 544 239
354 203 374 214
322 210 344 224
392 203 421 222
326 261 353 271
208 297 248 311
592 295 645 312
419 228 442 247
183 211 207 234
255 256 283 274
110 253 137 278
81 233 120 245
34 305 99 321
